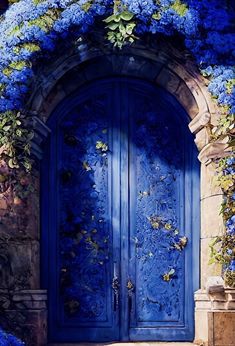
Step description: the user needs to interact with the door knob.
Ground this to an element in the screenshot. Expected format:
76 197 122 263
127 279 135 314
126 279 135 294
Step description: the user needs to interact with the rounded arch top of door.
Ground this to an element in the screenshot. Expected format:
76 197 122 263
41 77 200 343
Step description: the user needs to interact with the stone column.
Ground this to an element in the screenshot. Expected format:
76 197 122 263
193 137 234 345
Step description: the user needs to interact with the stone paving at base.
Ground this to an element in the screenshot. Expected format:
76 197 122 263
49 342 195 346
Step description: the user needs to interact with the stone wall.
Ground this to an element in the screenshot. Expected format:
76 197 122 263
0 168 48 344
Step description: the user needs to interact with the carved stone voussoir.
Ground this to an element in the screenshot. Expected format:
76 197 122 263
198 141 232 164
30 115 51 160
189 111 211 134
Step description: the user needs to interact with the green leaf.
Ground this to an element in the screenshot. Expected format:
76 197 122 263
119 23 126 35
126 23 136 35
107 22 119 30
120 11 134 21
103 14 117 23
3 126 11 132
228 139 235 147
8 158 19 169
152 12 161 20
208 258 215 265
113 14 122 22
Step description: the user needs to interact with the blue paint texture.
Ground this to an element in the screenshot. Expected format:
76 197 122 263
42 78 199 342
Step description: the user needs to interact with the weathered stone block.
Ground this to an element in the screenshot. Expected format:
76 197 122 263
0 289 47 346
0 241 40 290
42 83 67 116
194 310 209 345
155 67 181 94
194 127 210 151
0 309 47 346
208 311 235 346
194 290 210 345
174 81 199 118
201 238 222 289
201 195 224 239
13 290 47 310
201 163 222 200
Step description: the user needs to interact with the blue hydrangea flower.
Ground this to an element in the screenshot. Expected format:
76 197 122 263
226 215 235 235
0 328 24 346
226 157 235 166
229 260 235 271
0 0 234 147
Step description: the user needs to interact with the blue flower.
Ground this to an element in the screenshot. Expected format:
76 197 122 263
229 260 235 272
0 328 25 345
226 157 235 166
226 215 235 235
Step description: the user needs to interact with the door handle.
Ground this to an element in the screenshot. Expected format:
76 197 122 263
126 278 135 294
112 263 120 311
126 278 135 314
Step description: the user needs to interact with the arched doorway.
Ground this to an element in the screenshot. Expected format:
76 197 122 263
41 77 199 343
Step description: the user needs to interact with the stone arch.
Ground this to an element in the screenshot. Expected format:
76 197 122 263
28 38 221 285
29 39 221 280
28 40 215 157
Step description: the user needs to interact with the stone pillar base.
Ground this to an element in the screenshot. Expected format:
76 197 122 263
194 289 210 345
208 311 235 346
0 289 47 346
194 285 235 346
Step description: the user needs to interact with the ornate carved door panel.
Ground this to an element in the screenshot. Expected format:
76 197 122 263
42 78 199 343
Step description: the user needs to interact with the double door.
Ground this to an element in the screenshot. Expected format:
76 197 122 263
43 78 199 342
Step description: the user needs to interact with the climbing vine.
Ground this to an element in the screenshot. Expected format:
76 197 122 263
0 0 234 286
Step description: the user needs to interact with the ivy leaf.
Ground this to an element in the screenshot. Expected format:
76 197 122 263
228 139 235 147
152 12 161 20
3 126 11 132
103 14 117 23
126 23 136 35
220 178 234 191
8 158 19 169
120 11 134 21
119 23 126 35
208 258 216 265
107 22 119 30
113 14 122 23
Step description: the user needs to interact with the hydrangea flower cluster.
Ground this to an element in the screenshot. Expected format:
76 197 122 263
0 0 234 114
0 0 234 284
0 328 24 346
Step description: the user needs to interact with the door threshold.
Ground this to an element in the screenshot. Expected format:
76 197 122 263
48 342 196 346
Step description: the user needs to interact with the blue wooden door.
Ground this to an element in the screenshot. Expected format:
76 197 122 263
42 78 199 343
